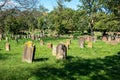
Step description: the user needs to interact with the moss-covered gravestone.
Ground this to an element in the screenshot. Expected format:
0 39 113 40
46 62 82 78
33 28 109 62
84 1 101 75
22 41 36 63
79 37 85 48
87 42 93 48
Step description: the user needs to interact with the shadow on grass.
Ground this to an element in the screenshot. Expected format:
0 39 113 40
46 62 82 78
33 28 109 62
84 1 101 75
34 58 48 62
30 54 120 80
0 53 15 60
66 56 74 60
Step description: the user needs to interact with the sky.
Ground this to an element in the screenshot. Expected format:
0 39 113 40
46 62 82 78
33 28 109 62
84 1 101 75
39 0 80 11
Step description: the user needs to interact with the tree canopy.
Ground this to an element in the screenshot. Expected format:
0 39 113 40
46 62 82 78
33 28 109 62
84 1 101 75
0 0 119 35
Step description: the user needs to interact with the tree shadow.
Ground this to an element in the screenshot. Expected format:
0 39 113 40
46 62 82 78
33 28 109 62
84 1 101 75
0 53 18 60
30 54 120 80
66 56 74 60
34 58 48 62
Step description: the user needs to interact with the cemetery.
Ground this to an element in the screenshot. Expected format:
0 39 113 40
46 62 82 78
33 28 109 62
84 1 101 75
0 0 120 80
0 33 120 80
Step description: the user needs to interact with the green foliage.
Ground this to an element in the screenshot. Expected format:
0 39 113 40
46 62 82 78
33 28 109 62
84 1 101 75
94 12 120 32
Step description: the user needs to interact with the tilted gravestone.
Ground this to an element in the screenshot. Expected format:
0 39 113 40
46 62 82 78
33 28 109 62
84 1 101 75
22 41 36 63
40 40 44 46
47 43 53 49
79 37 85 48
52 45 57 56
6 42 10 51
56 43 67 60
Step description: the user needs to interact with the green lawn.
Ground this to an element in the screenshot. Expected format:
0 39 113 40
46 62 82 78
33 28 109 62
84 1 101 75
0 37 120 80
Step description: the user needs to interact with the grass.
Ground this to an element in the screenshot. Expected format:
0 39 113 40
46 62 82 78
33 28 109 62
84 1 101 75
0 37 120 80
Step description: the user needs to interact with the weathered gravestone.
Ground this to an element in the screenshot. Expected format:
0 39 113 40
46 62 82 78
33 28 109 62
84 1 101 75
52 45 57 56
108 36 112 42
47 43 53 49
66 39 71 44
102 36 108 42
86 36 92 42
5 37 9 42
79 37 85 48
56 43 67 59
31 34 35 40
22 41 36 63
70 35 74 39
115 36 120 42
15 36 18 43
87 42 93 48
92 36 97 42
65 42 69 50
0 34 2 41
6 42 10 51
40 40 44 46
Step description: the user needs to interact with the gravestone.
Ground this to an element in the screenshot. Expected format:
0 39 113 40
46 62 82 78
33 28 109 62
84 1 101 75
0 34 2 41
31 34 35 40
40 40 44 46
92 36 97 42
87 42 93 48
115 36 120 42
56 43 67 59
108 36 112 42
6 42 10 51
52 45 57 56
70 35 74 39
65 42 69 50
22 41 36 63
79 37 85 48
86 36 92 42
5 37 8 42
47 43 53 48
23 35 27 39
15 36 18 43
102 36 108 42
66 39 71 45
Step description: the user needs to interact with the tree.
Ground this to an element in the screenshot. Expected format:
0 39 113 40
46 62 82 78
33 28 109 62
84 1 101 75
101 0 120 17
78 0 103 35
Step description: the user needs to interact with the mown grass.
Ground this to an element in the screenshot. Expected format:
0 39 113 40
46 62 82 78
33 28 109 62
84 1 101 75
0 37 120 80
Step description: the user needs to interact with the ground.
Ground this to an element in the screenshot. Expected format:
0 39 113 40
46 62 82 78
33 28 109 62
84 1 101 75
0 37 120 80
